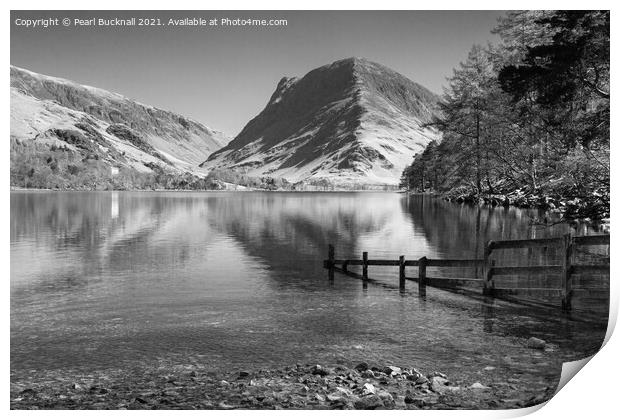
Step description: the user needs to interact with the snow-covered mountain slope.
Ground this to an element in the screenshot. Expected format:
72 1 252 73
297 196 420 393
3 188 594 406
201 57 441 186
11 65 229 173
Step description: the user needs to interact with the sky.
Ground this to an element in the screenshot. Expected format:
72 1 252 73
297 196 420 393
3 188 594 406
11 10 504 137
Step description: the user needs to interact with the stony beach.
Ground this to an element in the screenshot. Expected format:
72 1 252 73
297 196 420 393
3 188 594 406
11 361 555 410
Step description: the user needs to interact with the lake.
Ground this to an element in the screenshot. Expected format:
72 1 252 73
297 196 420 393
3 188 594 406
10 191 607 393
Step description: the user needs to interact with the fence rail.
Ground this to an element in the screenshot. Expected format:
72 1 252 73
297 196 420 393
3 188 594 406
491 265 562 275
328 258 483 268
323 234 609 311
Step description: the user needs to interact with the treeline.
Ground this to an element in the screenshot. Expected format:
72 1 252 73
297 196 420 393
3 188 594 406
11 138 378 192
10 138 225 191
206 168 293 190
10 138 293 191
400 11 609 220
11 138 403 192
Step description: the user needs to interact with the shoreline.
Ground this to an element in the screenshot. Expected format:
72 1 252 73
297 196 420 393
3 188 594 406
10 362 554 410
10 186 404 193
9 187 611 226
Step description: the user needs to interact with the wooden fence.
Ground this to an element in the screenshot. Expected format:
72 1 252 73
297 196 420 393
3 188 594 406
323 234 609 311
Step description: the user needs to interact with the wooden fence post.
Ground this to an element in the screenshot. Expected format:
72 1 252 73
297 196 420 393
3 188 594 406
561 233 573 311
399 255 406 290
362 252 368 281
418 256 427 297
483 241 495 296
328 244 335 282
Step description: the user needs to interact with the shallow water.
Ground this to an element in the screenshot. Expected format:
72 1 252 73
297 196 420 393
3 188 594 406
10 191 607 390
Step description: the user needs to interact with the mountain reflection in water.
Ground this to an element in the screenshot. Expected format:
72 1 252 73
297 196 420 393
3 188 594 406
11 191 606 392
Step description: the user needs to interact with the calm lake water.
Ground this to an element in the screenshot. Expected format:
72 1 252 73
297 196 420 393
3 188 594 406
10 191 607 390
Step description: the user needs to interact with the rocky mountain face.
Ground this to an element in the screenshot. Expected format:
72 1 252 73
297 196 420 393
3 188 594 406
11 66 229 174
201 57 441 186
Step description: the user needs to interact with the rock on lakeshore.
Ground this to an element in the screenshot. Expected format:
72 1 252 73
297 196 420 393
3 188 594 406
527 337 547 350
10 363 554 410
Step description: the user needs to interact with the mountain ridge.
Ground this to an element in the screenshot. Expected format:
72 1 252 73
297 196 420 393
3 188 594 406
201 57 441 186
11 65 222 133
10 65 229 173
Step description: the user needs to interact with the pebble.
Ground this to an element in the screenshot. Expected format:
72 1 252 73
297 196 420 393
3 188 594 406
362 383 376 394
291 383 309 395
355 362 369 371
527 337 547 349
10 362 525 410
404 391 416 404
378 390 394 402
326 393 342 402
383 366 402 375
430 376 450 392
415 375 429 385
354 394 384 409
395 395 407 408
311 365 332 376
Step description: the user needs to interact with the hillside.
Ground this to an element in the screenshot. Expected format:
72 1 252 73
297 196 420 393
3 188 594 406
10 66 232 189
201 57 441 186
10 66 229 177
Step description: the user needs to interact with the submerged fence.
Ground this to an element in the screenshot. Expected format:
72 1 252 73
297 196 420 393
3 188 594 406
323 234 610 312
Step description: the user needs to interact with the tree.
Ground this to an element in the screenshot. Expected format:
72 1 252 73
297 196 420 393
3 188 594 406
498 11 609 150
430 45 499 194
400 10 610 220
498 10 609 218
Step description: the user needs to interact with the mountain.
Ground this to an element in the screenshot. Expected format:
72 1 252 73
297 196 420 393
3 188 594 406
11 65 229 175
201 57 441 186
